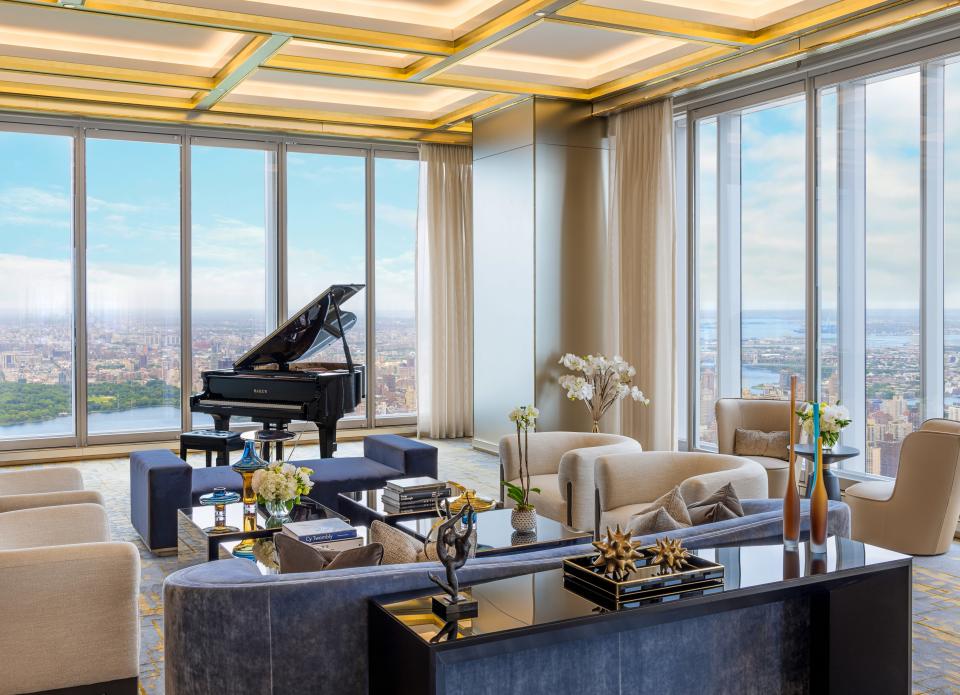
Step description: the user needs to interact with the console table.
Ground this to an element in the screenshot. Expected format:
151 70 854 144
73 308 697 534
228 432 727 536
369 538 910 695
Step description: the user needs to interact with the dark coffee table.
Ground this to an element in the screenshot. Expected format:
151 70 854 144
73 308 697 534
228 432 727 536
338 488 452 526
177 496 345 565
396 507 591 557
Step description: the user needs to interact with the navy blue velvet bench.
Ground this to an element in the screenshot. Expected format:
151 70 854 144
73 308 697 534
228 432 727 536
130 434 438 554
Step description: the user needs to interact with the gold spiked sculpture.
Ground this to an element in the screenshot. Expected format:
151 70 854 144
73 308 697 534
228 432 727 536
651 537 692 574
591 525 642 580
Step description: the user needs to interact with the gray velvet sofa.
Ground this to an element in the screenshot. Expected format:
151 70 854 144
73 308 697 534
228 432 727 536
163 499 850 695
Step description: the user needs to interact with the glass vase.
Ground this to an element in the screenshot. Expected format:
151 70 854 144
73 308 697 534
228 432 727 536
264 499 293 528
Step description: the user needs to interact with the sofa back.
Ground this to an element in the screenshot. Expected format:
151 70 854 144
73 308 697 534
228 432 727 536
164 499 849 695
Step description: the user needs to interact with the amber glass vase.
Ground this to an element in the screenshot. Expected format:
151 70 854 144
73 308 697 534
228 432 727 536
783 376 801 550
810 438 829 554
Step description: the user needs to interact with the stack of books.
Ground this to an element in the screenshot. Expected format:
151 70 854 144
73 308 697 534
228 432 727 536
281 517 362 551
382 477 451 514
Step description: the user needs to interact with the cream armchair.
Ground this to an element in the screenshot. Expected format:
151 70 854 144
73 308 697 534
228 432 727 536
0 503 140 695
499 432 642 531
845 421 960 556
716 398 798 498
594 451 768 532
0 466 103 513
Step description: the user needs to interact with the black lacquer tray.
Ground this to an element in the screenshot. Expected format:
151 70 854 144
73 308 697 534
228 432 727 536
562 548 724 609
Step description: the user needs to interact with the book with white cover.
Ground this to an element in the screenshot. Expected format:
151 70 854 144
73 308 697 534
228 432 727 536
282 517 357 543
385 477 446 494
308 536 364 552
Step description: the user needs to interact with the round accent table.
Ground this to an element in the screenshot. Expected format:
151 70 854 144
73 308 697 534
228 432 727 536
790 443 859 502
241 427 298 462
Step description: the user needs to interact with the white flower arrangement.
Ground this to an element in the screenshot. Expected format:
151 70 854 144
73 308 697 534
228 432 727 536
251 461 314 506
796 402 852 448
558 353 649 430
504 405 540 511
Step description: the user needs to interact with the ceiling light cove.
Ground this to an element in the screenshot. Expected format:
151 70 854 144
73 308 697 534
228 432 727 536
582 0 839 31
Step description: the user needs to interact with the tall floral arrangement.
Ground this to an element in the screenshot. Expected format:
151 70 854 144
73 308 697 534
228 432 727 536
504 405 540 511
558 353 649 432
796 402 851 448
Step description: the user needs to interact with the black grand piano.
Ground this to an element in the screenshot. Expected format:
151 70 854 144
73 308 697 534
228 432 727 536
190 284 365 458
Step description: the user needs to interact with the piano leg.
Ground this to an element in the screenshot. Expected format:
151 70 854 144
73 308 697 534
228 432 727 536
317 424 337 459
212 414 231 433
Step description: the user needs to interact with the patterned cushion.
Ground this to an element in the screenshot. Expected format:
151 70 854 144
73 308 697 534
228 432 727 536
370 520 424 565
734 429 790 461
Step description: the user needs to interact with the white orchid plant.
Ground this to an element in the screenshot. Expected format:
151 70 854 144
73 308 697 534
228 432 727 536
505 405 540 512
558 353 649 431
796 402 852 449
251 461 315 510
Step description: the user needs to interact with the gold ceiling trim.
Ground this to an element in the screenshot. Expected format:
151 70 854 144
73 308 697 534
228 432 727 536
0 55 215 90
0 91 471 143
193 33 289 109
263 53 445 81
0 77 201 108
5 0 454 55
587 44 738 99
424 72 591 99
556 3 755 45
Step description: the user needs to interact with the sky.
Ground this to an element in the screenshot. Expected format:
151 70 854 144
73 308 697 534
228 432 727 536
0 133 418 321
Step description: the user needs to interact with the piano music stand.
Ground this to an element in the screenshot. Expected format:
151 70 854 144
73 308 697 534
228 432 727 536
241 428 298 462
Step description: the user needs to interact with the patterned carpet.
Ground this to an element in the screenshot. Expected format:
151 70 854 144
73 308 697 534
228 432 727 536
5 439 959 694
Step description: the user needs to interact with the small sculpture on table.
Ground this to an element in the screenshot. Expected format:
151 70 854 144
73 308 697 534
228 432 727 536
427 502 478 620
651 537 692 574
591 525 642 580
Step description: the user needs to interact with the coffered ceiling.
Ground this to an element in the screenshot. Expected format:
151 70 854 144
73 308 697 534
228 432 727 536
0 0 955 143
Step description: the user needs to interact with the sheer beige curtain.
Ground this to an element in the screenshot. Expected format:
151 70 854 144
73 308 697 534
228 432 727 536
416 144 474 438
608 99 676 451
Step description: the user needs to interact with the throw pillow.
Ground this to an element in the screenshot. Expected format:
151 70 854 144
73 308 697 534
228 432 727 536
640 486 693 526
275 533 384 574
629 506 690 535
688 501 740 525
370 520 424 565
734 428 790 461
687 482 745 526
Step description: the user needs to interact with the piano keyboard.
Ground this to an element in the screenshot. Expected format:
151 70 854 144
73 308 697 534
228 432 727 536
195 399 302 411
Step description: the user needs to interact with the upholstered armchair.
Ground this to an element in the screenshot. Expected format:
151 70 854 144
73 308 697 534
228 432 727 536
0 503 140 694
594 451 768 532
716 398 798 498
499 432 641 531
0 466 103 513
845 421 960 555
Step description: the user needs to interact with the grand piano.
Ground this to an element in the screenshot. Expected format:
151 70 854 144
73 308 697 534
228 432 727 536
190 284 365 458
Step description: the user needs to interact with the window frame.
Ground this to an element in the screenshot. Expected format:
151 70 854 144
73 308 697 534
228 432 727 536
0 114 418 451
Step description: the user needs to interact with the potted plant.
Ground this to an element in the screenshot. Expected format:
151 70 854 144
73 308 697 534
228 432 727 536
796 401 851 450
558 353 649 432
505 405 540 533
251 461 315 527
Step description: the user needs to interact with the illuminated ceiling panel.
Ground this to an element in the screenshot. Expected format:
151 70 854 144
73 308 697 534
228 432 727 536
446 20 705 89
580 0 839 31
276 40 421 69
222 69 494 119
161 0 529 39
0 71 199 99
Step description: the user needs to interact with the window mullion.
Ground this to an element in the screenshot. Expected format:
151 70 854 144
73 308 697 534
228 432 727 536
922 60 945 421
74 128 88 446
717 112 742 400
837 81 867 467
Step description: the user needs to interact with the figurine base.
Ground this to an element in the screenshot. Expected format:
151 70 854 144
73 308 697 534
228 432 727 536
431 594 478 620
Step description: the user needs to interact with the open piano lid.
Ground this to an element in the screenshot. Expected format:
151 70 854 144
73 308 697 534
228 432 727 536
233 284 364 371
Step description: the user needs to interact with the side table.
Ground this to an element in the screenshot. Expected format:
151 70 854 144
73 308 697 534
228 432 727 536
791 444 859 501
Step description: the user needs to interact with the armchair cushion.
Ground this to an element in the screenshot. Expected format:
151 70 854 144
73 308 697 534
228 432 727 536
629 506 690 535
0 466 84 496
688 482 744 517
0 503 111 551
0 489 103 513
634 486 691 526
370 520 424 565
734 429 789 461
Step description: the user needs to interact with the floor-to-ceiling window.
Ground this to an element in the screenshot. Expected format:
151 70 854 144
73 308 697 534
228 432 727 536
286 147 367 419
682 43 960 479
86 135 181 435
190 140 275 427
0 127 74 441
0 122 419 452
374 153 418 418
691 90 806 449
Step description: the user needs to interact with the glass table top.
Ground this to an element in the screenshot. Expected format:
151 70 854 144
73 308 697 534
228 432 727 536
376 538 909 644
397 508 591 555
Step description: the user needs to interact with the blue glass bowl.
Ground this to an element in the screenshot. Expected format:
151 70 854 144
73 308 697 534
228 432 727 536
199 488 241 506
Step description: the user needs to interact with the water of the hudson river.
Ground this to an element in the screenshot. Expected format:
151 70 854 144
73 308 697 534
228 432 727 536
0 406 182 439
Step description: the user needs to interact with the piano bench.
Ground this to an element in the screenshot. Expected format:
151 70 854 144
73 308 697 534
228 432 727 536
179 429 244 467
130 449 193 554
